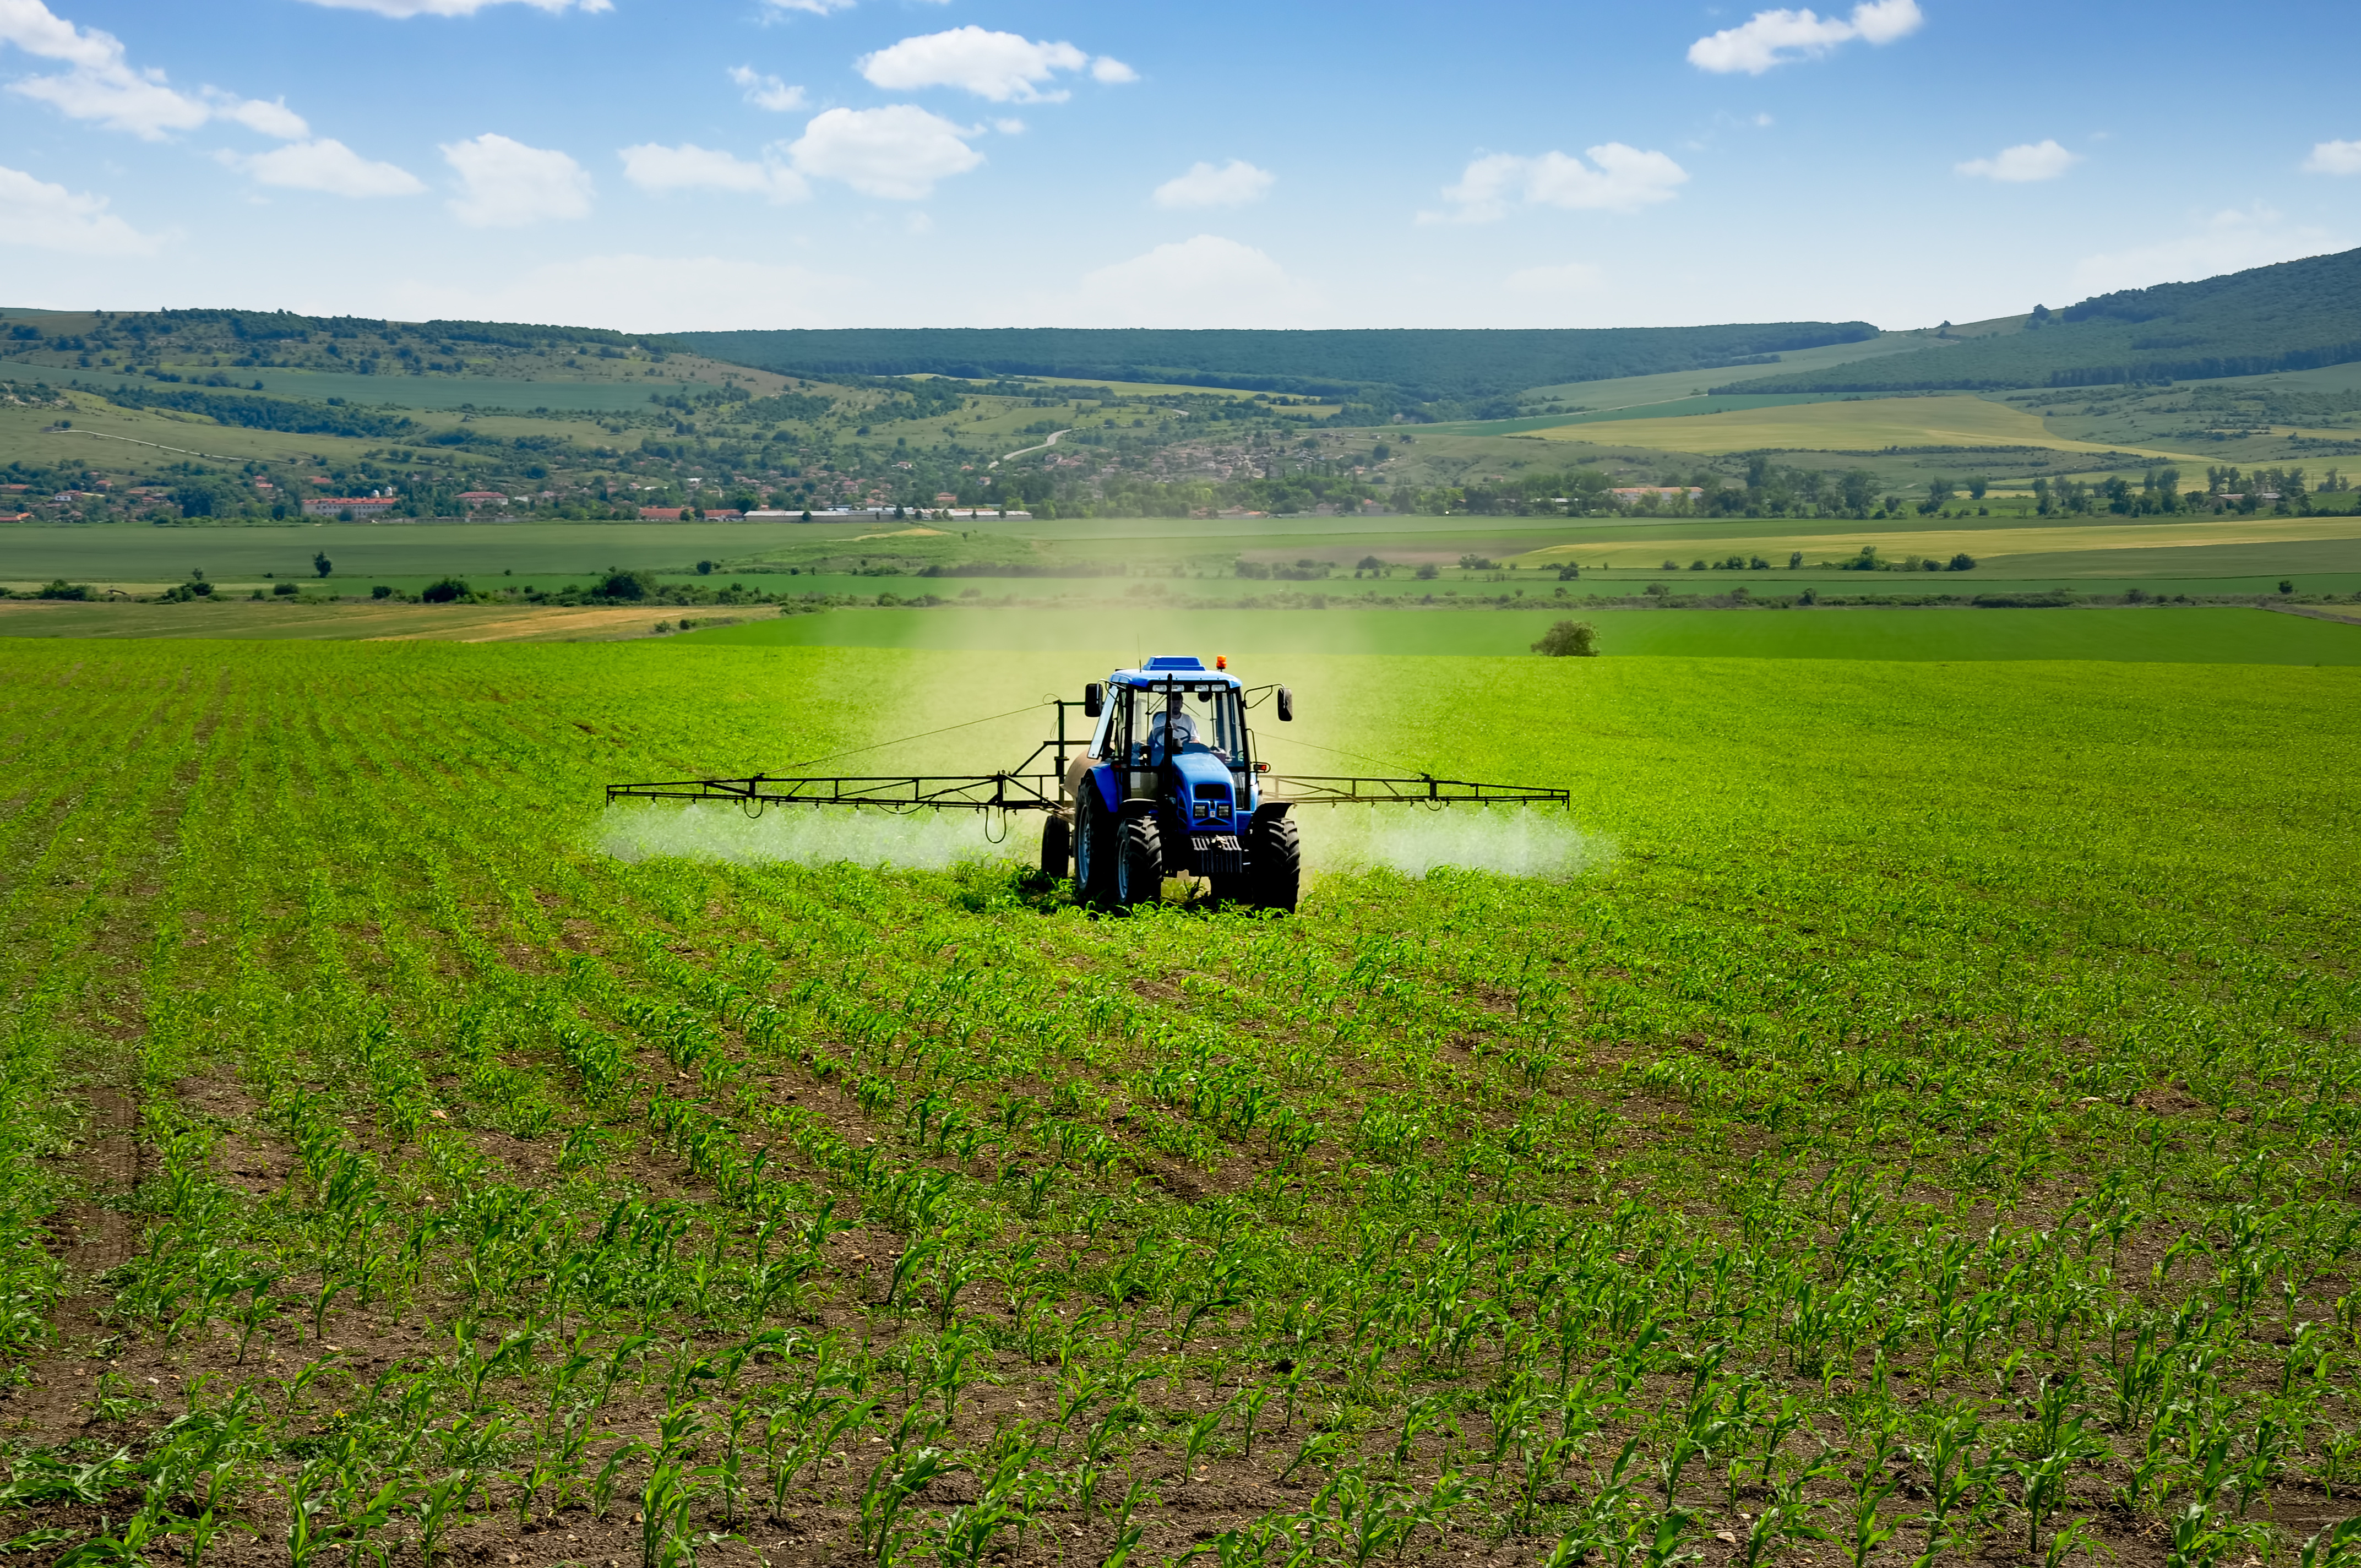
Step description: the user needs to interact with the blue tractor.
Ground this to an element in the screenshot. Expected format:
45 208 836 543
606 652 1568 913
1042 655 1298 910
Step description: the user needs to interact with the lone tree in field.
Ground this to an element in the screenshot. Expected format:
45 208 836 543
313 551 332 578
1532 619 1598 657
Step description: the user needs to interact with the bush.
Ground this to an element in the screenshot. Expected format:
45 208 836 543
421 577 470 603
1532 619 1599 657
1414 563 1439 580
1947 553 1977 571
371 585 393 600
272 581 298 596
594 568 660 601
35 580 92 601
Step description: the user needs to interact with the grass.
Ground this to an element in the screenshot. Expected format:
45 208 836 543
1530 395 2201 461
1517 514 2361 570
675 605 2361 663
0 638 2353 1568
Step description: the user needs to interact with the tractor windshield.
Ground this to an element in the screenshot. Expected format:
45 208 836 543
1127 683 1247 771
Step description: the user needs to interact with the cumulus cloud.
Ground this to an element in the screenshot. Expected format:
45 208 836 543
856 26 1131 103
441 132 592 226
1428 144 1687 222
0 162 160 254
1955 139 2077 182
228 138 426 197
1506 262 1606 295
1 0 307 140
2303 139 2361 176
1688 0 1922 74
288 0 610 14
728 66 806 112
759 0 860 14
1071 235 1318 328
786 105 980 199
1152 159 1274 209
620 142 807 203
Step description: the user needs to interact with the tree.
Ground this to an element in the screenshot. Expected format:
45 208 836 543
313 550 332 578
1966 476 1990 500
1531 620 1598 657
421 577 469 602
1788 551 1803 569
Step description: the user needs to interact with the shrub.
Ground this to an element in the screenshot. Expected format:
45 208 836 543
1947 553 1978 571
1414 563 1439 580
1532 619 1599 657
371 585 393 600
421 577 469 603
273 581 298 597
35 580 91 601
594 568 660 601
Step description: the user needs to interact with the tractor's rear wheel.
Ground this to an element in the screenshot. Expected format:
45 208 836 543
1040 813 1071 879
1074 793 1115 905
1114 815 1164 909
1247 813 1301 912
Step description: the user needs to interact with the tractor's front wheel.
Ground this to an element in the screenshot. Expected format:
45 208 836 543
1247 813 1301 912
1074 793 1115 905
1040 813 1071 879
1114 815 1164 909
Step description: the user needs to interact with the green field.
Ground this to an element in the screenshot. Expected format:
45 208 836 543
1531 396 2196 461
0 358 706 413
0 635 2354 1568
677 604 2361 663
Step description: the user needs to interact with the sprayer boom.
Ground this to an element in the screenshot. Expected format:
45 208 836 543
602 655 1569 913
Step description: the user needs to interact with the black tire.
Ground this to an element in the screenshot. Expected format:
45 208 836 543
1114 814 1164 908
1040 814 1071 879
1074 791 1116 905
1247 813 1301 912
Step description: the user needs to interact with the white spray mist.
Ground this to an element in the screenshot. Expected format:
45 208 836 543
1296 805 1610 881
598 803 1027 871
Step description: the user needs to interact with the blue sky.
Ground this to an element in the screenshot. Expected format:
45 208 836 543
3 0 2358 334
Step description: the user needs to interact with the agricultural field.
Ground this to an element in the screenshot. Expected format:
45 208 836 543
1528 399 2196 464
0 636 2357 1568
681 606 2361 666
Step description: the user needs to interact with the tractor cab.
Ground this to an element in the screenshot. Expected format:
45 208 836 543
1053 655 1301 911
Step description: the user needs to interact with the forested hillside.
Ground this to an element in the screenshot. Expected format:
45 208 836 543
674 323 1880 420
1722 246 2361 393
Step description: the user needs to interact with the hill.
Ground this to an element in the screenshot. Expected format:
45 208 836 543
1718 247 2361 394
671 323 1880 420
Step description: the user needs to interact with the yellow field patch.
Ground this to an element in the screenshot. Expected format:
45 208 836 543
1529 395 2201 461
1518 515 2361 568
851 527 946 540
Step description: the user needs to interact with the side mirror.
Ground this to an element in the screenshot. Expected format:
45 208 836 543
1276 686 1294 722
1082 682 1103 718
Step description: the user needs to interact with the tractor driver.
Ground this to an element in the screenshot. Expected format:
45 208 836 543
1146 701 1231 766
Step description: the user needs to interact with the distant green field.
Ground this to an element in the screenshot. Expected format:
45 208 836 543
677 605 2361 664
0 358 699 413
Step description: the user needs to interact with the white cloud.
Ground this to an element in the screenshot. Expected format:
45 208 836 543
1506 262 1606 295
620 142 808 203
441 132 592 226
1428 144 1687 222
1 0 307 140
759 0 859 13
2303 139 2361 176
1688 0 1922 74
786 105 980 199
1153 159 1274 209
229 138 426 197
856 26 1129 103
287 0 611 14
2070 205 2342 298
0 162 160 254
1070 235 1318 328
1956 139 2077 182
388 253 858 332
728 66 806 112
